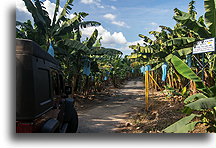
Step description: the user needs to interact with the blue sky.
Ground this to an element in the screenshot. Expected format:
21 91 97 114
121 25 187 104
16 0 205 55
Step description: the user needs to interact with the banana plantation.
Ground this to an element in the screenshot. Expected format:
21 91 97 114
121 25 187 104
16 0 215 133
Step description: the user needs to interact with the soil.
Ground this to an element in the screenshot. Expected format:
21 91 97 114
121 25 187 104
74 77 207 133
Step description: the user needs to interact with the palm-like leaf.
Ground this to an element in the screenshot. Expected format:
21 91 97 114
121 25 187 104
171 55 212 95
163 114 199 133
186 97 216 110
86 29 98 49
51 0 60 26
174 14 211 38
91 47 122 56
139 34 153 44
57 0 74 24
64 39 90 52
34 0 51 27
22 0 46 28
184 93 208 104
204 0 216 37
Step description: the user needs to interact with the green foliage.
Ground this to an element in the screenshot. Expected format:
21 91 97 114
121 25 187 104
204 0 216 37
171 56 209 94
86 29 98 49
56 0 74 24
164 56 216 133
127 0 216 133
184 93 208 104
186 97 216 110
163 114 199 133
16 0 100 51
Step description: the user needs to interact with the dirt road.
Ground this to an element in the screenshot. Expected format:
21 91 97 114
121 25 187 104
77 78 145 133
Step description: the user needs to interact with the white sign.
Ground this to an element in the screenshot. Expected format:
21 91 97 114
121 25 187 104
193 38 215 54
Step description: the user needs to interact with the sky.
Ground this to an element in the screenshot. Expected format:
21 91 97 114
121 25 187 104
16 0 205 55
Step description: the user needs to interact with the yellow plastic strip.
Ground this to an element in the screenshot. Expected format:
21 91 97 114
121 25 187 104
145 71 149 111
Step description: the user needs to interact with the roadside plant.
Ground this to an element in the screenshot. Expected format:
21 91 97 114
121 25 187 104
163 55 216 133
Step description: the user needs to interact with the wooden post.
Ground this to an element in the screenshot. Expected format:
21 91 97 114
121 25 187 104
145 71 149 111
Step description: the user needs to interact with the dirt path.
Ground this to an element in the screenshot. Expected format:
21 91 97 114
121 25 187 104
77 78 146 133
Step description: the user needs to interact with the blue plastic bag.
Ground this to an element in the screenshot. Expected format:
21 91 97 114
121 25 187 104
83 59 91 76
104 76 108 80
140 66 145 74
162 62 168 81
47 43 54 57
145 65 151 73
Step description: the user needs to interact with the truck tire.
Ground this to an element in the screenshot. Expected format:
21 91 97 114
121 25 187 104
66 107 78 133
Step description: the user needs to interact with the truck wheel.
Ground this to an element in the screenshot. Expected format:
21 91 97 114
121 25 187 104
66 107 78 133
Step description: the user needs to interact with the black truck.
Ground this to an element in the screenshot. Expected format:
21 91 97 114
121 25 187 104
16 39 78 133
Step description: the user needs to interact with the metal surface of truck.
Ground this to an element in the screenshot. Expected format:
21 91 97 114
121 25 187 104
16 39 78 133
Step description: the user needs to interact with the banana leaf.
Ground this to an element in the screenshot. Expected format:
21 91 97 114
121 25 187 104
184 93 208 104
186 97 216 110
204 0 216 37
22 0 46 27
163 114 199 133
64 39 90 52
165 47 192 62
151 62 163 71
57 0 74 24
163 37 196 47
175 121 199 133
173 15 211 38
86 29 98 49
127 53 142 59
34 0 51 26
51 0 60 26
91 47 122 56
159 25 173 34
171 55 212 96
139 34 153 43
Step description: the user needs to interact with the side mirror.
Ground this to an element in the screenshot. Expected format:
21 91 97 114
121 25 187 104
65 86 72 95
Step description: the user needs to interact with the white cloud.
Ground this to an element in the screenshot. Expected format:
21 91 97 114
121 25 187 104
80 0 104 8
110 6 117 10
81 26 127 46
16 0 30 14
80 0 95 4
112 21 127 27
81 25 146 55
150 22 157 26
81 25 133 55
112 21 130 28
43 0 58 20
103 13 116 21
103 13 129 28
81 25 144 55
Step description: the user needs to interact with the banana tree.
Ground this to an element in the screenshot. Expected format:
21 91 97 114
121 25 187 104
163 55 216 133
128 0 215 90
16 0 100 51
